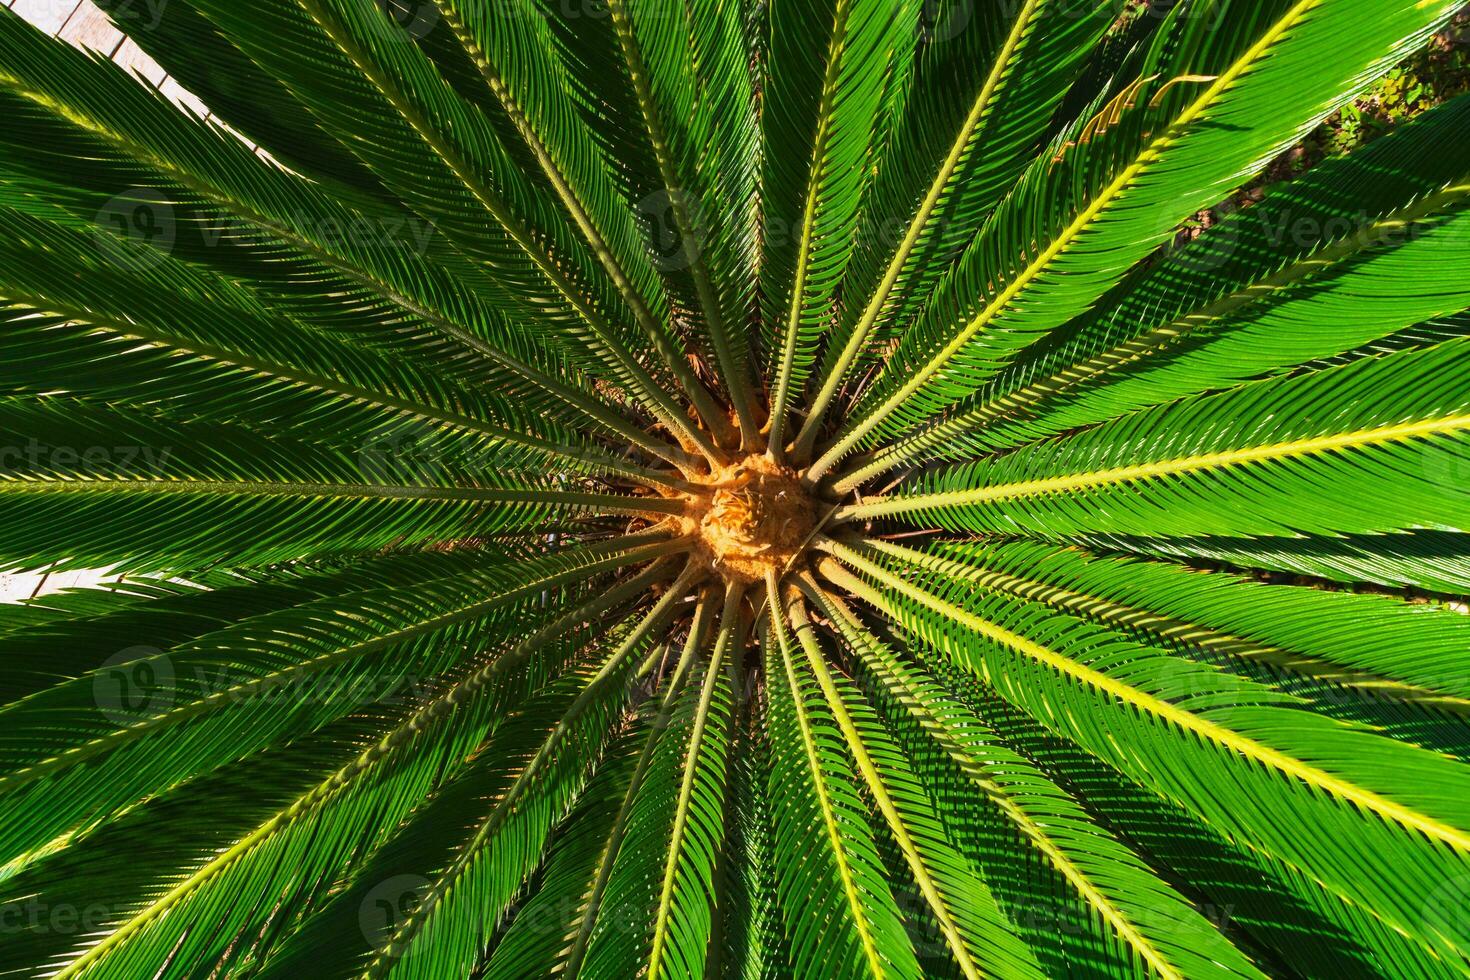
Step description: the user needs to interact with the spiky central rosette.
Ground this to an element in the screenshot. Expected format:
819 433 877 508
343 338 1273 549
684 454 816 583
8 1 1470 977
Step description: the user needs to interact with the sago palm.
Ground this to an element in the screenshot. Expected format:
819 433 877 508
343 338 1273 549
2 0 1470 976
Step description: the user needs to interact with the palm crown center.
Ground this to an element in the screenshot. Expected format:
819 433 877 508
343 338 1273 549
682 450 818 584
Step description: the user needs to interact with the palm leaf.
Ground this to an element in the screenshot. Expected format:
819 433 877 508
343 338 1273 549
794 0 1115 456
843 338 1470 541
761 0 923 454
824 537 1470 968
762 583 923 980
784 582 1046 980
844 93 1470 485
812 0 1466 477
805 575 1269 979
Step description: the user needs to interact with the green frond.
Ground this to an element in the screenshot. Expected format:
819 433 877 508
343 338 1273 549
795 0 1114 456
562 597 712 976
46 561 691 980
575 588 740 980
89 0 389 193
923 538 1470 729
712 677 788 980
646 586 742 980
600 0 762 441
845 93 1470 485
429 0 733 444
762 575 923 980
960 665 1439 977
761 0 924 454
813 0 1466 477
174 0 711 454
845 338 1470 542
476 711 652 980
806 576 1269 979
0 399 685 572
0 542 677 882
785 586 1046 980
0 547 523 702
357 562 700 979
1081 526 1470 594
825 537 1470 969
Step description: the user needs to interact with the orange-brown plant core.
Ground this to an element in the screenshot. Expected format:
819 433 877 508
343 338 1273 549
684 454 816 584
